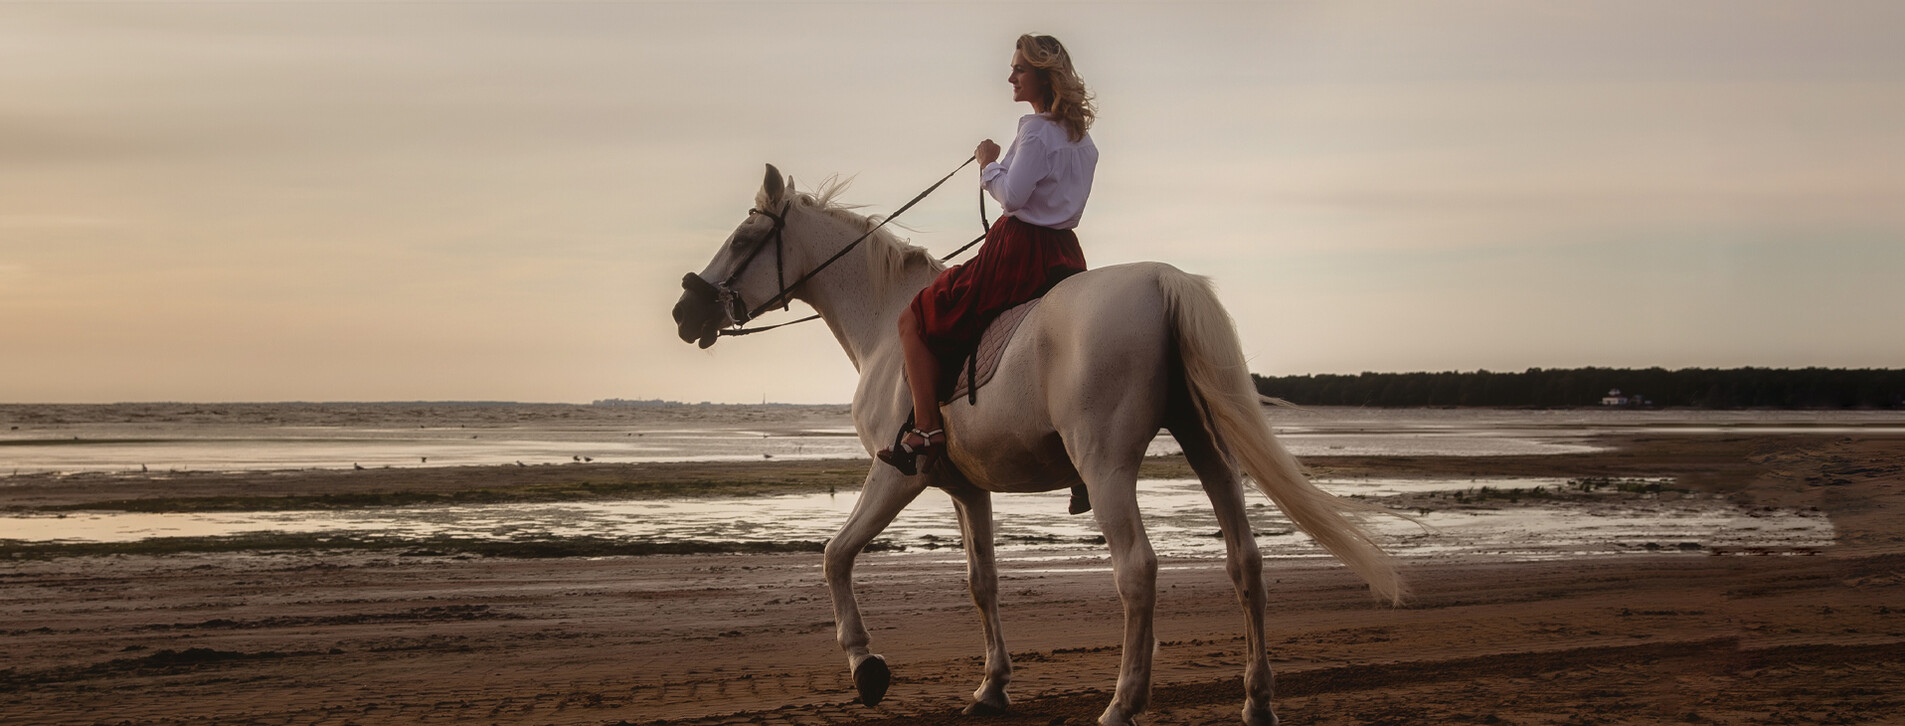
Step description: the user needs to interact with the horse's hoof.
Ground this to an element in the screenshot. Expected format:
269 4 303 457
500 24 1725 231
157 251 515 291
1243 705 1279 726
962 699 1008 716
854 655 891 707
1098 705 1141 726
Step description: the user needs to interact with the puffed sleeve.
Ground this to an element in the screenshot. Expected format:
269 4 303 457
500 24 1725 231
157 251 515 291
981 127 1051 214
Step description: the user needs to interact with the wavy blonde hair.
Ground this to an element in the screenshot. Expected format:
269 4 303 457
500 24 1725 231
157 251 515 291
1017 34 1095 143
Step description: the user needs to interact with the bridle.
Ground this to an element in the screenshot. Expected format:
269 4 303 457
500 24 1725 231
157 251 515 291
702 201 793 329
682 156 990 339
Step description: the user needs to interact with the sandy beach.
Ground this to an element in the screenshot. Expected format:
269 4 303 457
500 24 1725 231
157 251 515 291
3 430 1902 725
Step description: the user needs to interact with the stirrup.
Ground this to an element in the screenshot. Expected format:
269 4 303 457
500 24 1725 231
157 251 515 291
877 427 944 476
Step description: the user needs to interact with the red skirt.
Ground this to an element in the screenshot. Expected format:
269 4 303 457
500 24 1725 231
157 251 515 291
910 215 1086 365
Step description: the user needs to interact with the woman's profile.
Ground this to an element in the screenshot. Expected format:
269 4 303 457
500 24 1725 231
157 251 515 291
879 34 1099 512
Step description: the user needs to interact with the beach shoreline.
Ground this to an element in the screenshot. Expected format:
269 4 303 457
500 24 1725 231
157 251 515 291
0 431 1871 510
3 431 1902 724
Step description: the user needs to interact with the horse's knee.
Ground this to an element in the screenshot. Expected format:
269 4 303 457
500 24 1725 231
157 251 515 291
1225 541 1263 581
1136 551 1158 581
823 539 858 581
1114 549 1159 599
1125 546 1158 577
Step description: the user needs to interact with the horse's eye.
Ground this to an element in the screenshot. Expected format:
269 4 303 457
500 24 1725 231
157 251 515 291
729 228 760 251
740 229 771 252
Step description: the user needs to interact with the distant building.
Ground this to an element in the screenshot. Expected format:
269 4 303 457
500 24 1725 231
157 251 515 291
1601 388 1648 406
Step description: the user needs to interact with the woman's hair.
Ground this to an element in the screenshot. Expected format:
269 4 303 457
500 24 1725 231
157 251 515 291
1016 34 1095 143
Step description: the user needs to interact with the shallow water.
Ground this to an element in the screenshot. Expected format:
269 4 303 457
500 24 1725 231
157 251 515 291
0 478 1834 563
0 405 1873 562
0 426 870 474
10 404 1902 475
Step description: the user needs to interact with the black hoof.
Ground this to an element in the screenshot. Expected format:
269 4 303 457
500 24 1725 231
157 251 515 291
854 656 891 707
962 700 1009 716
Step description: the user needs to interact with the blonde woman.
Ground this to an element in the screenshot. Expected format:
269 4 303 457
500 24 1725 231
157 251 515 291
880 34 1099 513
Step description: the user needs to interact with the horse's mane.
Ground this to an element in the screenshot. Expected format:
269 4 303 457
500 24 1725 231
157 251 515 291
761 175 945 297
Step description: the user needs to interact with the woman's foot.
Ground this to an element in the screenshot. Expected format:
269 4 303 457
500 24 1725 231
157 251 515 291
877 426 945 476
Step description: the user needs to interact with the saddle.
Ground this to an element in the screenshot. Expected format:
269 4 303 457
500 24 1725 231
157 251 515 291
939 298 1042 405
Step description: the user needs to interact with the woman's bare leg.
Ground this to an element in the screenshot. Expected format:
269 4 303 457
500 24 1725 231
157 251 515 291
897 307 942 438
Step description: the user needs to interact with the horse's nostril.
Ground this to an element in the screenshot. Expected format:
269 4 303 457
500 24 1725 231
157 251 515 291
673 283 724 346
682 272 719 296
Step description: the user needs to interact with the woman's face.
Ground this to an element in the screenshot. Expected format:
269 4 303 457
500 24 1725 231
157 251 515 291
1008 50 1048 109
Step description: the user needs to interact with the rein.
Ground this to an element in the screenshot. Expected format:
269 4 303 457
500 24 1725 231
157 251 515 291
713 157 992 338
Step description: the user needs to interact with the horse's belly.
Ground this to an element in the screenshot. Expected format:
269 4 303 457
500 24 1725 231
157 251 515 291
945 432 1080 494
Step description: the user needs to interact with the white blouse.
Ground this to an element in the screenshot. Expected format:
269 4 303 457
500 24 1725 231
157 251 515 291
981 113 1098 230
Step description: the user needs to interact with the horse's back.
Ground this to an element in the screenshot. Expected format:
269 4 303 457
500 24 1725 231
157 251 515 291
1033 260 1183 412
1040 261 1181 335
944 262 1185 491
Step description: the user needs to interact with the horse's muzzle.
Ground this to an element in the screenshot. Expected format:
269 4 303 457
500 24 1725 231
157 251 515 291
673 272 725 349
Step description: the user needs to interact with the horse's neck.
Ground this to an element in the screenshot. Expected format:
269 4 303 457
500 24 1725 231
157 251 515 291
786 209 938 371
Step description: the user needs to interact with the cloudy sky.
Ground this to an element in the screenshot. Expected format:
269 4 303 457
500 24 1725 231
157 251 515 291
4 1 1901 404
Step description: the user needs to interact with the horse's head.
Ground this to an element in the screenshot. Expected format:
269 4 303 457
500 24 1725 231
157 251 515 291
673 164 794 349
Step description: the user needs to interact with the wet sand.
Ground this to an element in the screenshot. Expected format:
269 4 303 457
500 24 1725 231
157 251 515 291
4 432 1903 725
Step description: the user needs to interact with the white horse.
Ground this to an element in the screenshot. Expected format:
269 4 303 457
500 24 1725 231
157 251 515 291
673 165 1403 726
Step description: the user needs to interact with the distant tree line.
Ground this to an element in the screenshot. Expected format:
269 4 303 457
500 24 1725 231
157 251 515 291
1251 367 1905 409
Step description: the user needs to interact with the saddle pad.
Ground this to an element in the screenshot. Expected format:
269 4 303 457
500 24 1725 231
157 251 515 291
945 298 1042 404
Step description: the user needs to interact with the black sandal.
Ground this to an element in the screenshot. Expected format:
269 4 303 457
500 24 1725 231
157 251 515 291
877 427 945 476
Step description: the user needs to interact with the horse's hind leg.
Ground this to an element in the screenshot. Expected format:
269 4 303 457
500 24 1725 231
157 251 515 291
1173 420 1278 726
1070 451 1157 726
946 485 1012 714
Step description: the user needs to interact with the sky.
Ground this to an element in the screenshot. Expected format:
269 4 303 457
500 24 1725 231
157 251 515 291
4 1 1901 404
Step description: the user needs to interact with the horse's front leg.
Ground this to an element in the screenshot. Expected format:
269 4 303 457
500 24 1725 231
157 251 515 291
824 466 927 707
946 485 1012 714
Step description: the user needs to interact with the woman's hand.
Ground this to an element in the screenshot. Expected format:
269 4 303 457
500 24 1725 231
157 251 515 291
976 139 1001 167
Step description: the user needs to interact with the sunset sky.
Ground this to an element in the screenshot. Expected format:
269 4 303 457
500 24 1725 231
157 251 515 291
4 1 1901 404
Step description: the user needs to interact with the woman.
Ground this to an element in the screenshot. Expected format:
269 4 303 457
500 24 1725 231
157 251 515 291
879 33 1099 513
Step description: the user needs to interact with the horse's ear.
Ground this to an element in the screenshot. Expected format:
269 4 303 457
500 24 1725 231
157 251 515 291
763 164 785 204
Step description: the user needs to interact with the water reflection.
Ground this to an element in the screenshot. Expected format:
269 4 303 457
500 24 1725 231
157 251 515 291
0 478 1834 562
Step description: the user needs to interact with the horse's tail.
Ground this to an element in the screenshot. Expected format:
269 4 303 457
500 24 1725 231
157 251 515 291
1157 267 1407 605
